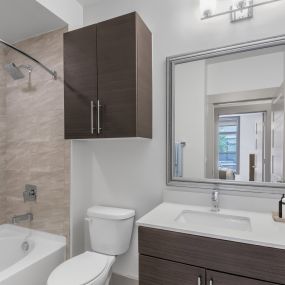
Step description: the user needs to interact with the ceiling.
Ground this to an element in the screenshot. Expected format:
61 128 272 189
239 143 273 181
0 0 67 43
76 0 102 7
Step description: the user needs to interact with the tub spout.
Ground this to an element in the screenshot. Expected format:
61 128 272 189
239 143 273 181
12 213 33 224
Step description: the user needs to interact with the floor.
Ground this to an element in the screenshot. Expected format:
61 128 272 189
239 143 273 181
110 274 138 285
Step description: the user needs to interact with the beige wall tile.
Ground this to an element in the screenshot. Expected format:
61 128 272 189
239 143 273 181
1 28 70 250
0 88 6 115
0 47 7 88
0 47 6 223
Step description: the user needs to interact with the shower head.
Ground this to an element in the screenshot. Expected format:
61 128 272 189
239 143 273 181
4 63 25 80
3 63 32 80
1 39 57 80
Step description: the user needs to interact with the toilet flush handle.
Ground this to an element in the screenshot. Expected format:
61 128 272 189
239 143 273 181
85 217 92 223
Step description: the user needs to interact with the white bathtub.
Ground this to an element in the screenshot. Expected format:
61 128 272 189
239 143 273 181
0 224 66 285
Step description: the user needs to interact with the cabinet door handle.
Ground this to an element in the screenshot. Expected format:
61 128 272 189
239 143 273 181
198 276 202 285
90 100 95 134
209 279 213 285
97 99 102 135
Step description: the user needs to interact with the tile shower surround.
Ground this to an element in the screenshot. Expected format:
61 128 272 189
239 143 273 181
0 28 70 248
0 46 6 225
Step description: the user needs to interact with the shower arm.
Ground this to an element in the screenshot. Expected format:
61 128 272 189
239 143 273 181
0 38 57 80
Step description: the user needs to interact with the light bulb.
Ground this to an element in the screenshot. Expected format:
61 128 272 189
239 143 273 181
232 0 247 9
200 0 217 18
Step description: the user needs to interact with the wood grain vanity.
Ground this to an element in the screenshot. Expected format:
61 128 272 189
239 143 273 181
64 12 152 139
138 226 285 285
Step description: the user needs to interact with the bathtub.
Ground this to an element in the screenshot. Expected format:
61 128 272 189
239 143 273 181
0 224 66 285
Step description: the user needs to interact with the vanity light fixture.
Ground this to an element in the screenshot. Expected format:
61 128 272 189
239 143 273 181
231 0 253 22
200 0 283 22
200 0 217 18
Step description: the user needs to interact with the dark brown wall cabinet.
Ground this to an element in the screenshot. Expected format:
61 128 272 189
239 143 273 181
64 12 152 139
139 227 285 285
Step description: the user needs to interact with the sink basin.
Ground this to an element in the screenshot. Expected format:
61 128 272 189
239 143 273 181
175 210 252 232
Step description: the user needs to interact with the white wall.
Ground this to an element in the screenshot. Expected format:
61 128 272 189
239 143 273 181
175 61 206 178
271 91 284 182
70 141 94 257
70 0 285 280
36 0 83 30
239 113 263 181
207 52 284 95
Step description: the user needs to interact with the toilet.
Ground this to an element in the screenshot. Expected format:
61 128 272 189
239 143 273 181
47 206 135 285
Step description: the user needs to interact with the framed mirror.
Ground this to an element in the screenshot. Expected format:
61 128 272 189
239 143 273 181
167 35 285 193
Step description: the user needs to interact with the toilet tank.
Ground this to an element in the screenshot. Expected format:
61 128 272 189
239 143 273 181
86 206 135 256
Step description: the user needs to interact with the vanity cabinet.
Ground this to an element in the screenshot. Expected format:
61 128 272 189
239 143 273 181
64 24 98 139
64 12 152 139
139 227 285 285
206 271 276 285
140 255 205 284
140 256 275 285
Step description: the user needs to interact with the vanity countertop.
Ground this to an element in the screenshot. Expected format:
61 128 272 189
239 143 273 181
136 202 285 250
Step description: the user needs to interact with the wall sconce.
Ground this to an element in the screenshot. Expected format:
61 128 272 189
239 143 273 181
200 0 283 22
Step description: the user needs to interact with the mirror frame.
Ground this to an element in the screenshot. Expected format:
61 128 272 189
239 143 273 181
167 35 285 194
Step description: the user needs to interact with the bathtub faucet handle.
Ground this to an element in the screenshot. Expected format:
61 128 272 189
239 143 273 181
23 184 37 202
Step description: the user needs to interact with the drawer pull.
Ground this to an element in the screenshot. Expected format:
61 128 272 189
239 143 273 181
198 276 202 285
97 99 102 135
209 279 213 285
90 101 95 134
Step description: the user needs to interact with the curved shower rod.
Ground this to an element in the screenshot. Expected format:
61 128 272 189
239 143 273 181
0 38 57 80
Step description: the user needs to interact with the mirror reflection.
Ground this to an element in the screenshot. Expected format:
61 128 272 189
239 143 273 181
173 45 285 184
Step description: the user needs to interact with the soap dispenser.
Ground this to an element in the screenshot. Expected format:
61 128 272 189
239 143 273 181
279 194 285 218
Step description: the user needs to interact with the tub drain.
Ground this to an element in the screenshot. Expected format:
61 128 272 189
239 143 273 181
21 241 30 252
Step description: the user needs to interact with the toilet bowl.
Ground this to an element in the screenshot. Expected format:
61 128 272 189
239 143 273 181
47 206 135 285
47 252 115 285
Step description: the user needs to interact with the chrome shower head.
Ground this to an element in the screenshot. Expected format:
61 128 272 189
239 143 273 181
3 63 32 80
4 63 25 80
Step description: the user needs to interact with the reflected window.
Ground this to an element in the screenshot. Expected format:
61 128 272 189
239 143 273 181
218 116 240 173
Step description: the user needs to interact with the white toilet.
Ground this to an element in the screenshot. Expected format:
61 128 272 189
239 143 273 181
47 206 135 285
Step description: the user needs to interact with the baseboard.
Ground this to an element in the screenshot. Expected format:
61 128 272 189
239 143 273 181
110 274 139 285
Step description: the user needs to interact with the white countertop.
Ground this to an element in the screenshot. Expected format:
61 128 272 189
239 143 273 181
136 202 285 249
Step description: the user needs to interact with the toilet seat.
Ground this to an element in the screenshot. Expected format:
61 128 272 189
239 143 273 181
47 251 115 285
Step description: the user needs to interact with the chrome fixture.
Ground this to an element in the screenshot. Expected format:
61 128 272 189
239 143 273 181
4 63 32 80
211 189 220 212
200 0 217 18
230 0 253 22
12 213 33 224
23 184 37 202
0 38 57 80
97 100 102 135
90 100 103 135
200 0 283 22
21 241 30 252
91 101 95 134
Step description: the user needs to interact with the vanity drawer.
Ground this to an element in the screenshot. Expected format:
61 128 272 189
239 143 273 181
140 255 205 285
139 227 285 284
206 271 278 285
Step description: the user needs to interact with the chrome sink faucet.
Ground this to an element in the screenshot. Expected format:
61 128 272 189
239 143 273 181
211 188 220 212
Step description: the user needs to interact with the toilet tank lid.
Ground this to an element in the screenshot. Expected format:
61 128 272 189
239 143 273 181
87 206 135 220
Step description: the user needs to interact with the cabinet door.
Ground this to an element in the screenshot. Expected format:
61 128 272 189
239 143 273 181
140 255 205 285
97 13 137 138
64 25 98 139
206 271 278 285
